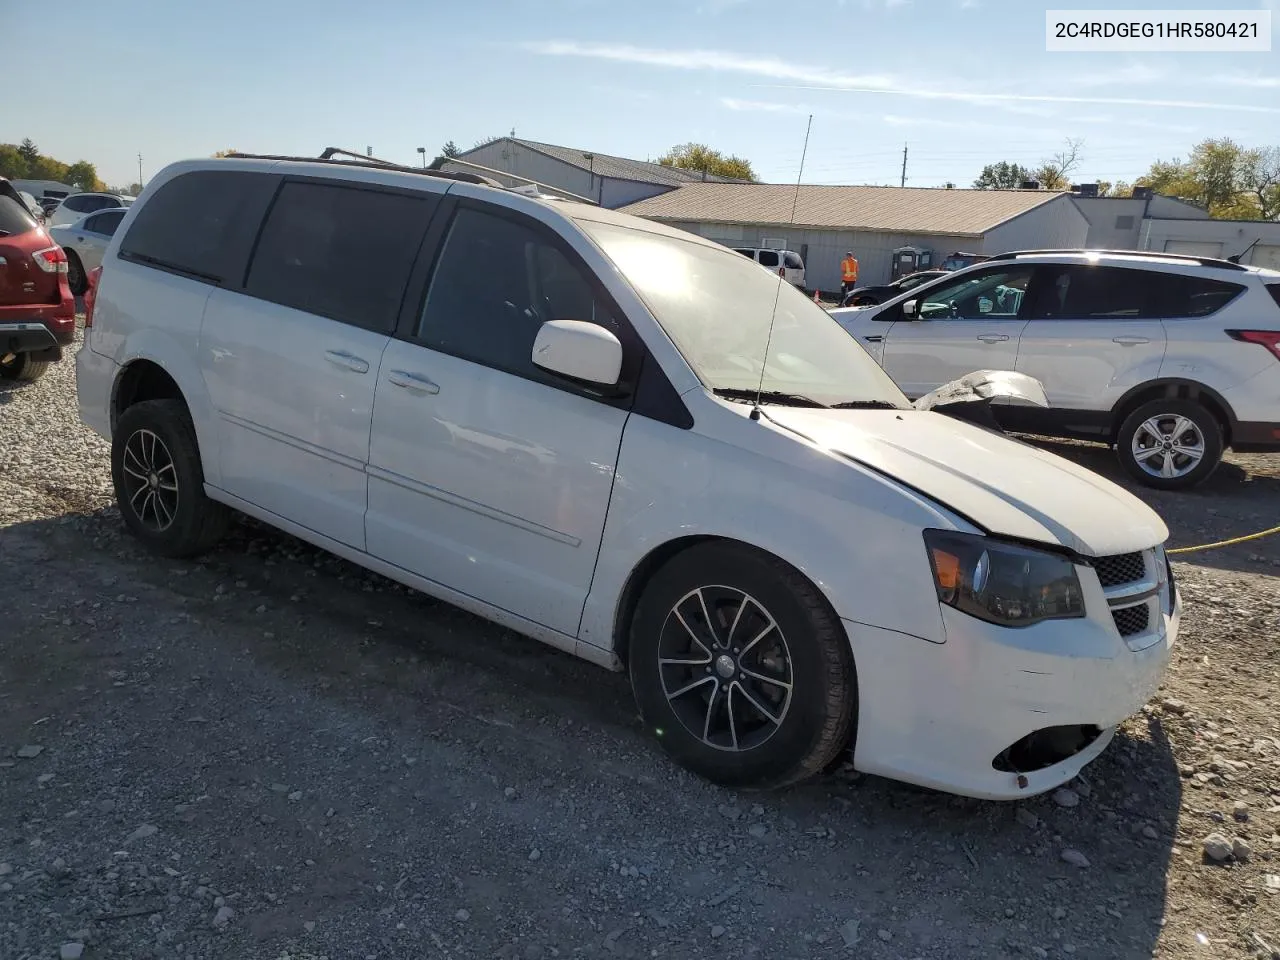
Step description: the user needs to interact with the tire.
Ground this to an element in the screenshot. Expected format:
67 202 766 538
111 399 230 557
66 250 87 296
1116 398 1223 490
0 353 50 383
628 542 855 789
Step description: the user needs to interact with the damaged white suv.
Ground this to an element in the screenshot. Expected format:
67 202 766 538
78 154 1178 799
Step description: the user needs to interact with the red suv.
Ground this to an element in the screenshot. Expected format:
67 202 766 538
1 176 76 383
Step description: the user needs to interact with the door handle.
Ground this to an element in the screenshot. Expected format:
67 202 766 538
863 334 884 343
387 370 440 395
976 334 1010 343
323 350 370 374
1113 336 1150 346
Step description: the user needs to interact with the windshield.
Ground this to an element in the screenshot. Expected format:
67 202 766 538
579 220 909 408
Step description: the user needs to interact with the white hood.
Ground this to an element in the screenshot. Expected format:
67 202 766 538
765 407 1168 557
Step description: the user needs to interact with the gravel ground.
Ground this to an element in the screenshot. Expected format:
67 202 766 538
2 329 1278 960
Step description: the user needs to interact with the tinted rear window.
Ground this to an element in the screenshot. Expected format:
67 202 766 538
758 250 779 267
245 181 435 333
63 195 89 213
1165 275 1247 317
119 170 278 285
0 193 37 236
1267 284 1280 309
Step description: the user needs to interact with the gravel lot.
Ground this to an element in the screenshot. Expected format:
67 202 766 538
2 329 1278 960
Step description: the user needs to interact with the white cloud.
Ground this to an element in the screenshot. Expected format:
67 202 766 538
523 40 1280 113
1067 63 1168 87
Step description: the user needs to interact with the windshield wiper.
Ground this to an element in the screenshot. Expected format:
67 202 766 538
828 400 901 410
713 388 828 408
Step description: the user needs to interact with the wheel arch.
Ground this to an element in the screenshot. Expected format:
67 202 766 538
610 535 853 676
1111 378 1237 446
106 332 222 486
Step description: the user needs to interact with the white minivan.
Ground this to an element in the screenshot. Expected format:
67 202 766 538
733 246 806 288
77 154 1178 799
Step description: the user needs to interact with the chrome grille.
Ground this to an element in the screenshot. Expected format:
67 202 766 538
1111 604 1150 637
1093 552 1146 588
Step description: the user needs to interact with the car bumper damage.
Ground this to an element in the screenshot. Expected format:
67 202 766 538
844 569 1179 800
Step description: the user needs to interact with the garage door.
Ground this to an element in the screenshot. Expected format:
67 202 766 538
1163 240 1224 257
1249 244 1280 270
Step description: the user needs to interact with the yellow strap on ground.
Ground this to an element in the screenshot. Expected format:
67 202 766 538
1167 524 1280 556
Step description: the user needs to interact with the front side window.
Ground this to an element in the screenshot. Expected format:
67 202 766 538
63 195 89 213
579 219 908 408
915 266 1034 320
418 207 620 380
246 181 434 333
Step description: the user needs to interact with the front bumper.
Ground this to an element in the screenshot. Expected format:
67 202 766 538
846 580 1179 800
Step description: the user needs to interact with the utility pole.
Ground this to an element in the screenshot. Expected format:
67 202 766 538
137 152 143 187
900 143 908 188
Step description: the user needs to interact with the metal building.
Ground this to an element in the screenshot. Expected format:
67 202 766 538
618 183 1089 291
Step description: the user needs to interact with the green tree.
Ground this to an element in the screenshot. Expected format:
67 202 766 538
1135 138 1277 219
972 161 1033 189
1239 145 1280 221
658 143 758 182
18 138 41 169
64 161 101 192
0 144 29 179
441 140 460 158
212 149 238 158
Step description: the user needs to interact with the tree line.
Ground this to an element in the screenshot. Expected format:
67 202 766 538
974 137 1280 221
0 139 106 193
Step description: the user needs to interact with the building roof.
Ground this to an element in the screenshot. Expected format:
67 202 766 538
617 183 1069 236
462 138 747 188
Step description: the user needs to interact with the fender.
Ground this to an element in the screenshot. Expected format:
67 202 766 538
110 327 223 487
578 412 964 657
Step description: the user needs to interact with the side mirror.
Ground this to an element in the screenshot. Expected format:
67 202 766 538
532 319 623 387
902 299 920 319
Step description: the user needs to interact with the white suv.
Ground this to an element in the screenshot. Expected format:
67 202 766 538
732 247 806 288
834 250 1280 489
77 155 1178 799
48 192 134 228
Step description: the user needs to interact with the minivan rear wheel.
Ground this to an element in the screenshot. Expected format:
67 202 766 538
0 352 50 383
628 542 855 788
1116 398 1223 490
111 399 230 557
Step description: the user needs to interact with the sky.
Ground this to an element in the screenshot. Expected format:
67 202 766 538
9 0 1280 191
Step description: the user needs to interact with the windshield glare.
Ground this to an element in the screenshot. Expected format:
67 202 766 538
580 221 908 408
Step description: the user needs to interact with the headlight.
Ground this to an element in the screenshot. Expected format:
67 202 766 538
924 530 1086 628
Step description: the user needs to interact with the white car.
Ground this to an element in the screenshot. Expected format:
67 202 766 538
48 191 134 228
77 155 1178 800
733 246 806 288
50 207 128 295
833 251 1280 489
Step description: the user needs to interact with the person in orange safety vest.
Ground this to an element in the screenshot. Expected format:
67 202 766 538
840 251 859 297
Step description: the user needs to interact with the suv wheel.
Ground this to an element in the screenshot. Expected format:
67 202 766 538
0 352 50 383
111 399 230 557
1116 399 1223 490
628 542 855 788
66 251 87 296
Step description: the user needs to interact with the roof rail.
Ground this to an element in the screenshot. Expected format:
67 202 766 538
431 156 598 205
984 248 1249 272
222 147 504 187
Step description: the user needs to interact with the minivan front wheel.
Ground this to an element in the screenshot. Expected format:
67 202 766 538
628 542 855 788
1116 399 1223 490
111 399 230 557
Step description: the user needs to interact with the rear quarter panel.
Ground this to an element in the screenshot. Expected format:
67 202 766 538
91 258 223 485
